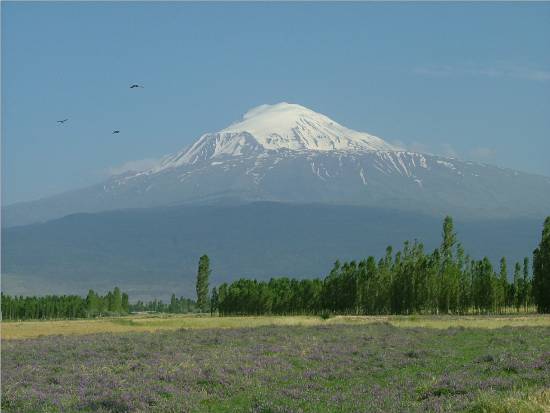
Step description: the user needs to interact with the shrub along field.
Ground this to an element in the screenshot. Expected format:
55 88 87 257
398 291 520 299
2 318 550 412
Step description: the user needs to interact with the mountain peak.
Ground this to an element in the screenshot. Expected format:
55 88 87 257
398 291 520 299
220 102 395 153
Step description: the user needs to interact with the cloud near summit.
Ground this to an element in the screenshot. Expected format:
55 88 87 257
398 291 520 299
106 158 161 176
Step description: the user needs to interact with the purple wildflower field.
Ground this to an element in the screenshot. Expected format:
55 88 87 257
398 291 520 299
2 323 549 412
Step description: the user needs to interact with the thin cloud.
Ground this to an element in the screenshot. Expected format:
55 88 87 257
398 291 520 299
440 143 458 158
470 147 496 161
389 140 407 151
396 141 497 163
415 63 550 82
107 157 160 176
393 141 458 159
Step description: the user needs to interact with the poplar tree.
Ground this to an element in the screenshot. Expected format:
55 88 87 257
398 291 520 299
210 287 218 316
109 287 122 313
106 291 114 312
121 293 129 314
86 289 99 316
533 217 550 313
513 262 521 312
169 294 177 313
498 257 508 313
440 216 457 314
523 257 530 310
479 258 494 313
112 287 123 313
196 255 211 312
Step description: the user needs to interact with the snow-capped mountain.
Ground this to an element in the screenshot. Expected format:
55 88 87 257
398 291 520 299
151 102 396 171
3 102 550 227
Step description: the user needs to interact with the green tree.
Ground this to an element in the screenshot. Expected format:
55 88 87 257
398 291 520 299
441 216 457 260
438 217 458 314
523 257 530 311
86 289 99 316
210 287 219 316
476 257 494 314
498 257 508 313
121 293 129 314
196 255 211 312
112 287 123 313
169 294 177 313
106 291 114 312
513 262 521 312
533 217 550 313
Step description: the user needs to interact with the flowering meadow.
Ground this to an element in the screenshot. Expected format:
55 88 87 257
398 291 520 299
2 322 549 412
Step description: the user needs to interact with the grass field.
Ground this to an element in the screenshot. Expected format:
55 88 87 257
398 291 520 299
2 320 550 412
2 315 550 412
3 313 550 340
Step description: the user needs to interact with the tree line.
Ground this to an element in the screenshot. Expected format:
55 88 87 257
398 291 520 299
129 295 197 313
3 216 548 320
1 287 130 321
2 288 198 321
211 216 550 315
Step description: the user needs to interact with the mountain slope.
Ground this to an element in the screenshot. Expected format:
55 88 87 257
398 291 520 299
2 203 543 300
3 102 550 227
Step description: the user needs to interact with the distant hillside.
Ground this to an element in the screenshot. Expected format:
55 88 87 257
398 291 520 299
2 203 543 301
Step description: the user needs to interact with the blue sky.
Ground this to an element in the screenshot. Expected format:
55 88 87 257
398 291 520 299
2 2 550 205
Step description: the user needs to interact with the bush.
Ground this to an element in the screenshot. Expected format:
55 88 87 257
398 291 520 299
319 310 332 320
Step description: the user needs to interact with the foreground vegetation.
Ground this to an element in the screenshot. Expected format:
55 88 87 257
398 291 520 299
2 321 549 412
2 216 548 412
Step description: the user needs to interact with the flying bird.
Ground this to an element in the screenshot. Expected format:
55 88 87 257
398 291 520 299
129 84 144 89
57 119 68 124
112 130 120 134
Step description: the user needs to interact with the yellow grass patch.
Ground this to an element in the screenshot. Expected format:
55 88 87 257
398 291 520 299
470 387 550 413
2 314 550 340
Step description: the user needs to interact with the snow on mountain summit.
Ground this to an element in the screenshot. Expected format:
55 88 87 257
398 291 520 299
221 102 395 152
152 103 397 172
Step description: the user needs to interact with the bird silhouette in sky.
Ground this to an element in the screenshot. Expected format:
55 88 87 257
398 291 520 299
112 130 120 134
57 119 68 124
129 84 144 89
